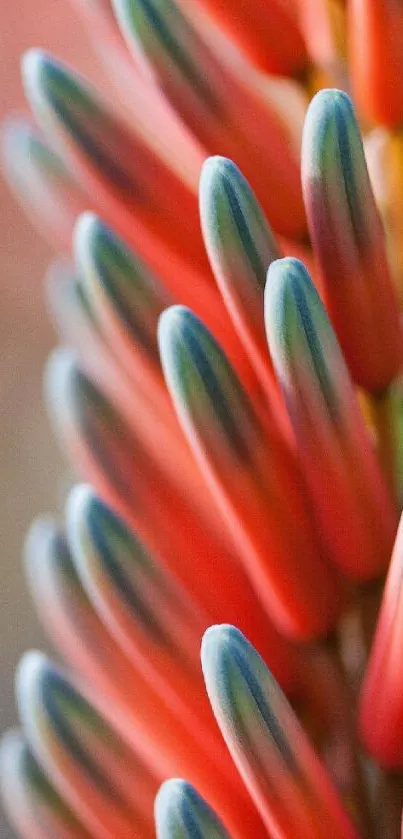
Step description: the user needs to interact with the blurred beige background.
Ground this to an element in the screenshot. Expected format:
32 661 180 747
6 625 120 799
0 4 98 836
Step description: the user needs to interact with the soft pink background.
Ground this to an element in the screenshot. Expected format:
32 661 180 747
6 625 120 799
1 4 98 836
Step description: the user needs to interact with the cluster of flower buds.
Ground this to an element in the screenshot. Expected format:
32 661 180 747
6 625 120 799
3 2 403 839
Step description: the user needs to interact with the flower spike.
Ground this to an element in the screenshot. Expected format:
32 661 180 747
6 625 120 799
159 304 343 639
0 730 92 839
264 257 398 580
6 4 403 839
202 625 360 839
302 89 402 392
16 653 158 839
155 779 231 839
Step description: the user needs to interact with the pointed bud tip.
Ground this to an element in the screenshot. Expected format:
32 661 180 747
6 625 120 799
45 345 78 384
15 651 51 716
22 50 84 129
21 47 47 78
43 347 94 444
66 482 96 531
200 155 239 189
199 156 246 234
264 256 336 390
0 730 26 798
0 729 24 766
65 483 103 563
308 87 353 113
21 49 52 100
265 256 311 315
67 482 95 518
1 116 31 162
267 255 307 280
201 624 243 674
303 88 359 173
158 305 222 408
24 515 58 572
201 623 280 712
158 304 194 353
304 88 357 150
73 211 102 259
155 778 229 839
44 346 79 408
155 778 190 819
